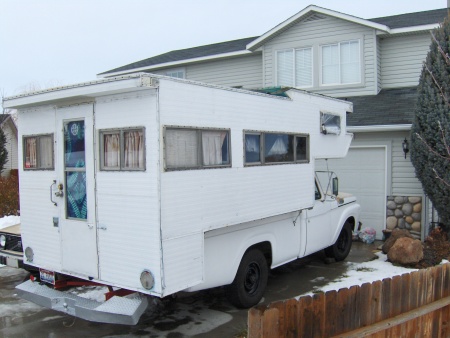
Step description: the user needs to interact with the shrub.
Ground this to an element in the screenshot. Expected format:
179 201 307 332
411 18 450 227
0 174 19 217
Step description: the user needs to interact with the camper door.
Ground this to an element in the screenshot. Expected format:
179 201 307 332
55 104 98 279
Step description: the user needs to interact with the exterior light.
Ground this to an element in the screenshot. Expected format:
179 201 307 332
140 270 154 290
25 247 34 262
402 138 409 159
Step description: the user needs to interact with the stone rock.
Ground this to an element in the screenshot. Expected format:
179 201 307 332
386 209 394 216
413 203 422 213
404 216 414 224
402 203 413 216
409 197 422 204
386 216 398 230
405 222 412 230
382 229 413 254
394 196 407 204
412 213 421 222
398 218 406 229
388 237 423 265
412 222 421 232
387 196 394 201
387 201 397 210
395 209 404 218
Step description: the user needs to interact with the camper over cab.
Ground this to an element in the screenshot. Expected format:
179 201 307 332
2 74 359 324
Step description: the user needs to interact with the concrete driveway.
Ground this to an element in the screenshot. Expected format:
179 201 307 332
0 241 379 337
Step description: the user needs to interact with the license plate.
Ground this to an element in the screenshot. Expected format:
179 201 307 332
39 268 55 285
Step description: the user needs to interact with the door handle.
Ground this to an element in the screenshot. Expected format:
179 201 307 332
87 223 94 229
50 180 58 206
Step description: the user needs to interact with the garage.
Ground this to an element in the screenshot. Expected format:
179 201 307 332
316 146 386 240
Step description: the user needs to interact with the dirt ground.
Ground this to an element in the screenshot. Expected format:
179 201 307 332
408 227 450 269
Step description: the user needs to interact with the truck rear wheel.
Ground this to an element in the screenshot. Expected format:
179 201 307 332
325 222 352 262
226 249 268 308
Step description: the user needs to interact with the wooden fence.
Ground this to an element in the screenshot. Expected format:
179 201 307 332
248 263 450 337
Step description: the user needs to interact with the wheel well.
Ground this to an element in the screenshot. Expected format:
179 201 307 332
245 241 272 268
346 217 356 231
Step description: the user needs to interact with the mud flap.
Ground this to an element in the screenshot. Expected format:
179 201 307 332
16 280 148 325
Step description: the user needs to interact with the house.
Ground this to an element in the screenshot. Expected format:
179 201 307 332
0 114 18 177
98 6 449 240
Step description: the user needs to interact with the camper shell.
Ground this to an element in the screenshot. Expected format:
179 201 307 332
3 74 359 324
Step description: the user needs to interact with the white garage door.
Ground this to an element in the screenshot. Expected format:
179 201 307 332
316 147 386 240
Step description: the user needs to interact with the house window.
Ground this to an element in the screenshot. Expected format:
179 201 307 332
244 131 309 165
321 40 360 85
100 128 145 171
276 47 312 88
165 127 230 170
23 134 54 170
165 69 185 79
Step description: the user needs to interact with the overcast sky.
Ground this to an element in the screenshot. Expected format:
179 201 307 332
0 0 447 97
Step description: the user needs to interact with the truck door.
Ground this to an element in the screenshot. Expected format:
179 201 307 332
304 180 332 256
55 104 98 279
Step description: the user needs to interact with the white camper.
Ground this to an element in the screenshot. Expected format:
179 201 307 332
3 74 359 324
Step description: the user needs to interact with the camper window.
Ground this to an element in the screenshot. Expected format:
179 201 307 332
244 131 309 165
165 127 230 170
23 134 54 170
320 112 341 135
100 128 145 171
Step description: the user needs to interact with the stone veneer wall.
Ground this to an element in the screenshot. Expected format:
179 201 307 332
386 196 422 239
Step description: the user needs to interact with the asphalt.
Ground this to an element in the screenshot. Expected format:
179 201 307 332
0 240 382 337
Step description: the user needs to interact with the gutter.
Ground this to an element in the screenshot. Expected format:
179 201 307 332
347 124 412 133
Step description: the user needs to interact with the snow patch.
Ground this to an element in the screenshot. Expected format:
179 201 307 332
299 252 419 298
0 215 20 230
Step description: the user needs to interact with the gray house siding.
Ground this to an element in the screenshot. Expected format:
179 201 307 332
380 33 432 88
151 54 262 89
262 15 377 97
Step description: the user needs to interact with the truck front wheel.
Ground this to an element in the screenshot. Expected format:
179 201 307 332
226 249 268 308
325 222 352 262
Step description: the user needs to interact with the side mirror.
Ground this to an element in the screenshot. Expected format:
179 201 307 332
332 177 339 196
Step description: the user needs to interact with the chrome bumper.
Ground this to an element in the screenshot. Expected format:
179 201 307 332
16 279 148 325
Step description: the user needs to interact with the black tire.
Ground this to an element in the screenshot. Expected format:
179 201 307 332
226 249 268 308
325 222 352 262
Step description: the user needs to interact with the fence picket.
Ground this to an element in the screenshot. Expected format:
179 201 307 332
247 264 450 337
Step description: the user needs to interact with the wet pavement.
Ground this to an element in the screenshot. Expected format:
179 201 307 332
0 241 380 338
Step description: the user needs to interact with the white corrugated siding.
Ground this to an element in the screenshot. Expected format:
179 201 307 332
95 90 163 294
18 106 61 270
158 79 351 243
262 14 377 97
151 54 263 89
380 33 431 89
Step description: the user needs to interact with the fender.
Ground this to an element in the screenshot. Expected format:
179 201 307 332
329 202 360 244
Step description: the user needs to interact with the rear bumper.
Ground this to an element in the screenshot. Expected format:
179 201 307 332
16 280 148 325
0 250 23 268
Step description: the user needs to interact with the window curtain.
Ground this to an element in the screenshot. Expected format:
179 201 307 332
166 129 199 168
245 134 260 163
40 135 53 168
124 130 144 169
277 50 294 86
202 131 227 165
103 133 120 168
340 41 360 84
322 44 339 84
295 48 312 87
25 138 37 168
